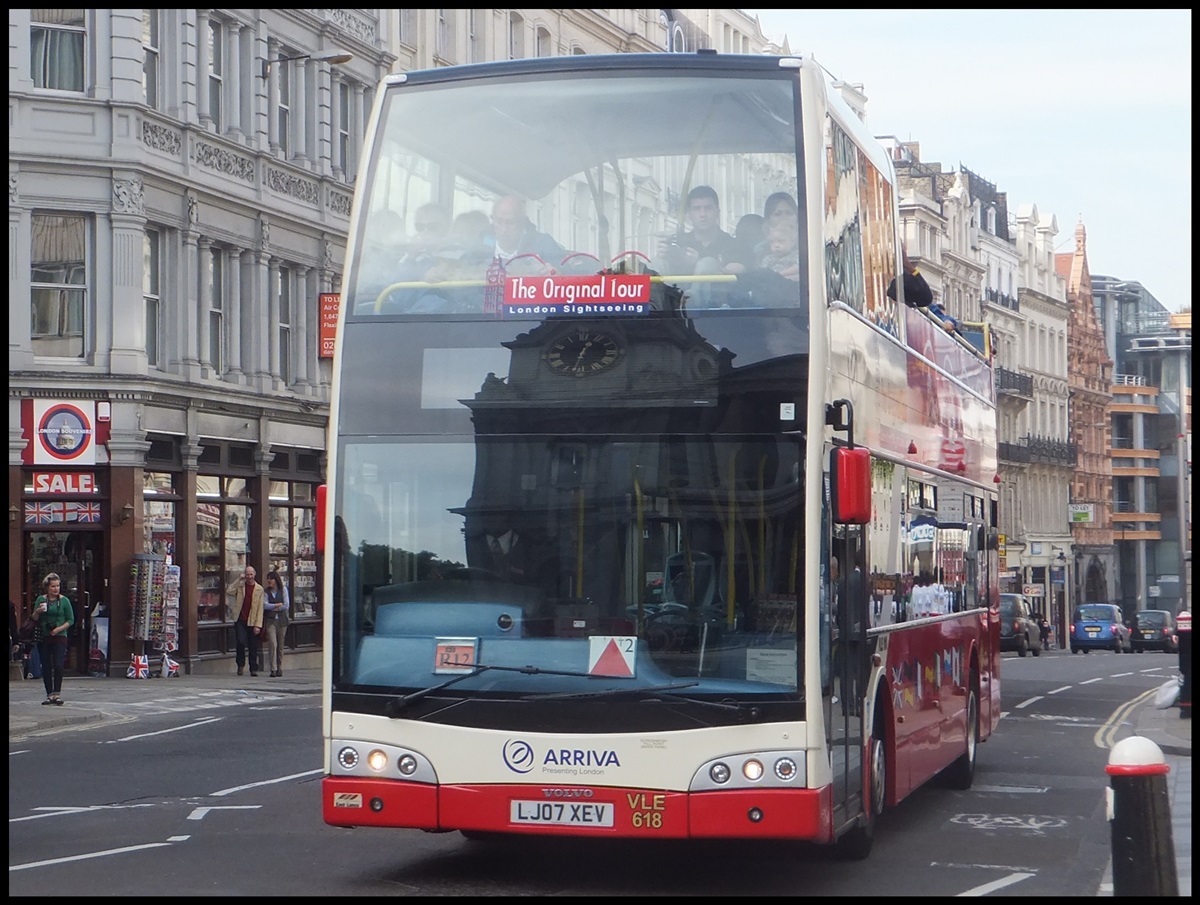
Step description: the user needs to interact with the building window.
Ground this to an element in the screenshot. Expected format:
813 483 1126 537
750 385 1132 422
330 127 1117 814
31 213 87 358
141 9 159 107
277 266 292 385
467 9 483 62
535 26 552 57
142 470 179 558
398 9 417 48
508 13 524 59
207 19 223 130
195 474 253 624
337 80 351 179
207 249 224 374
144 229 161 368
277 56 291 155
268 480 319 621
31 9 85 91
436 9 455 62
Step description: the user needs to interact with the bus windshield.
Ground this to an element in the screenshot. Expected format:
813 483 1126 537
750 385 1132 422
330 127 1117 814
346 66 804 317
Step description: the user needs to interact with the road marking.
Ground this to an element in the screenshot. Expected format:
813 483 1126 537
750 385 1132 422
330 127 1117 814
1080 677 1103 685
211 768 323 797
1014 696 1044 709
932 861 1040 872
167 835 191 842
957 872 1035 896
1046 686 1072 695
1095 687 1157 749
187 805 261 820
1111 672 1134 678
10 804 155 823
104 716 222 743
972 784 1048 794
9 841 171 871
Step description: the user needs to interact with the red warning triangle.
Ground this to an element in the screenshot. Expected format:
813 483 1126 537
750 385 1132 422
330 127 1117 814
590 638 634 677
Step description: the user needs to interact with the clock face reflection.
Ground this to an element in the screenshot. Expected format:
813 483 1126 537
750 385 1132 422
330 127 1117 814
546 328 622 377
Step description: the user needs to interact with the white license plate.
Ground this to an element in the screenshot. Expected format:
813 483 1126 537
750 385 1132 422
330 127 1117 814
1085 627 1100 633
510 800 614 827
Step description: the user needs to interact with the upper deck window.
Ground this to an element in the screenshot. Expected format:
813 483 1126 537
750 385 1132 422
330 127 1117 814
348 68 804 318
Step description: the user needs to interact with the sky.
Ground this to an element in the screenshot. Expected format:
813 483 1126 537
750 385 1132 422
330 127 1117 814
746 9 1192 311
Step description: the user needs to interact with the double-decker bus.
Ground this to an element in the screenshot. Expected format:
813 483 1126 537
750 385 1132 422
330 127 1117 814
321 51 1000 858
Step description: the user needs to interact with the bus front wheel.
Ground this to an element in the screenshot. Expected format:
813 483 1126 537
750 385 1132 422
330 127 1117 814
836 695 886 860
944 676 979 790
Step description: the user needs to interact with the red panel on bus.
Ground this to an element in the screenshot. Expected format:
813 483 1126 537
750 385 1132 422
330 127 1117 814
322 777 439 829
689 787 829 841
315 484 326 554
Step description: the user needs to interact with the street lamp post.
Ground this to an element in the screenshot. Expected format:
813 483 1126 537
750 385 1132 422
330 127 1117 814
260 48 353 81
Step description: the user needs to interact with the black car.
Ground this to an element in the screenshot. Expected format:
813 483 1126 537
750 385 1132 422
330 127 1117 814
999 593 1043 657
1131 609 1179 653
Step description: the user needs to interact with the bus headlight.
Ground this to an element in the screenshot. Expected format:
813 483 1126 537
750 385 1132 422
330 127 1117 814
337 747 359 769
367 749 389 772
773 757 798 781
709 762 732 784
742 759 764 781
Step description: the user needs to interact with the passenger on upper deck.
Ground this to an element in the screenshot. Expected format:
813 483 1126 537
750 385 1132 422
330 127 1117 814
489 195 565 272
755 192 801 282
886 244 933 309
657 185 745 276
758 216 801 282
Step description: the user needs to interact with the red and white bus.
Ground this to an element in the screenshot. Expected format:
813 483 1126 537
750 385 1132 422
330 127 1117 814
320 51 1000 858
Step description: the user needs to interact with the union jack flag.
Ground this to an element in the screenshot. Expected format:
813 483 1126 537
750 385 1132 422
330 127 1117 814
127 654 150 679
69 501 102 523
25 501 61 524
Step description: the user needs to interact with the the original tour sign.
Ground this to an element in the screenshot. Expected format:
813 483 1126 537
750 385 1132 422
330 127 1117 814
30 400 96 465
504 274 651 316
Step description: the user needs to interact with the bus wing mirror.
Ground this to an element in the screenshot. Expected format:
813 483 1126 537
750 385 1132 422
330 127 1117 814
831 446 871 525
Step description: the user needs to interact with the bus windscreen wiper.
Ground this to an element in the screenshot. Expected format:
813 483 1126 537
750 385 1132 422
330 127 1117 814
522 682 747 714
385 663 600 718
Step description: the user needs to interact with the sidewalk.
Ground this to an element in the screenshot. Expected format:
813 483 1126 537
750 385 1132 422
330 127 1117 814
9 664 1189 894
8 664 323 738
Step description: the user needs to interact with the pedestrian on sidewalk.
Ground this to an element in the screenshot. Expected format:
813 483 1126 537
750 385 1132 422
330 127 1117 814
225 565 264 677
32 572 74 705
262 570 290 677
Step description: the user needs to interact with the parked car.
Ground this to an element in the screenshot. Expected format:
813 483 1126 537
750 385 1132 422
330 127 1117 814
1131 609 1179 653
998 593 1043 657
1070 603 1132 653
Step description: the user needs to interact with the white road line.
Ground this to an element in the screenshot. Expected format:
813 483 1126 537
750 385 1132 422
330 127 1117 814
1046 686 1072 695
1080 677 1103 685
957 872 1036 896
1111 672 1134 678
104 717 221 743
187 805 261 820
210 768 323 797
1014 696 1044 709
9 841 171 871
11 804 156 823
167 835 191 842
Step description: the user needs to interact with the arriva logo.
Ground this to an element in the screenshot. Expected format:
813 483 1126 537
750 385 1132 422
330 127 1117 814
503 739 535 774
502 740 623 774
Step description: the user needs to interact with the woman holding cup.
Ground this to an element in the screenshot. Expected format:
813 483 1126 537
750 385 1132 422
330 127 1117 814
33 572 74 705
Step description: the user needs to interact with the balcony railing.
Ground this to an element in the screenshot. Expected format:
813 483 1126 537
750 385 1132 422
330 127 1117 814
1022 434 1078 467
996 366 1034 398
998 441 1031 464
983 287 1019 311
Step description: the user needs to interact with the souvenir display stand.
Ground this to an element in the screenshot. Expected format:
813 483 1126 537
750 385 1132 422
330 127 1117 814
127 553 173 678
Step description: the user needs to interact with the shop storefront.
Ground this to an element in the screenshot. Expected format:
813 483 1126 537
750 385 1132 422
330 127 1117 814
10 398 325 676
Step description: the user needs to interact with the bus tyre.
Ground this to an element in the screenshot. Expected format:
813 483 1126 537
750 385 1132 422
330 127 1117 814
944 678 979 791
836 698 886 861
